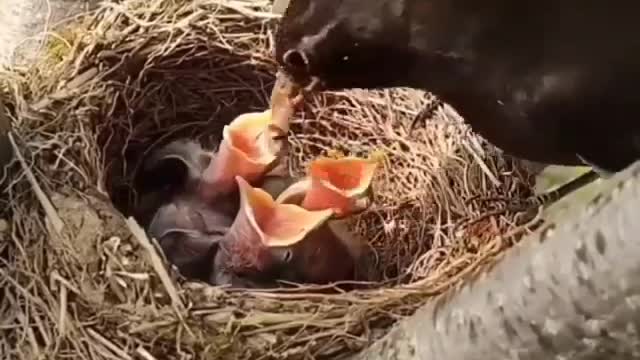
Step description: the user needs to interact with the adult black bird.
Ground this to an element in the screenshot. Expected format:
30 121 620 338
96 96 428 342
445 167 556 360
273 0 640 175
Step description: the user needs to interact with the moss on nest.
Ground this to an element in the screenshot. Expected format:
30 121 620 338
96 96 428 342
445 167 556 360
0 0 541 358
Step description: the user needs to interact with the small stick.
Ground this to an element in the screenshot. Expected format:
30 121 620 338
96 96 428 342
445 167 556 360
8 132 65 234
0 100 12 184
135 347 158 360
463 141 501 187
59 284 68 336
86 328 133 360
126 217 185 313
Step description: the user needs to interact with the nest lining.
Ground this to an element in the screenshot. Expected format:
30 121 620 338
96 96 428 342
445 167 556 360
0 0 541 358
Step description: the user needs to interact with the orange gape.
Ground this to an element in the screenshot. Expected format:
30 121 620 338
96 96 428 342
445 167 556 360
276 153 381 217
198 110 287 201
235 176 333 248
214 176 334 278
198 73 301 202
264 152 380 284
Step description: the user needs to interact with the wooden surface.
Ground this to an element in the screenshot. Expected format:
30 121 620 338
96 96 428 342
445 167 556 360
352 160 640 360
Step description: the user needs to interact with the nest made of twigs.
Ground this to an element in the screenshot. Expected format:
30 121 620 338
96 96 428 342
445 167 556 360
0 0 541 359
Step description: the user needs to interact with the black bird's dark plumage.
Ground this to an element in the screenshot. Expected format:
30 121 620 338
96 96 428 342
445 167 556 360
275 0 640 172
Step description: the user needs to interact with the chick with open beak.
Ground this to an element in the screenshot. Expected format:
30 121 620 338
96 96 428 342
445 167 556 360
277 152 381 217
198 112 288 202
211 176 334 286
141 84 299 283
197 71 302 201
261 153 381 285
140 118 287 209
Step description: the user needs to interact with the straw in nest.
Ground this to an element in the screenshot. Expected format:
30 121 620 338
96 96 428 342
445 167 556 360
0 0 542 358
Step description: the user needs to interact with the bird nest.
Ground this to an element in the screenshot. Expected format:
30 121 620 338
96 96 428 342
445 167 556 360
0 0 541 358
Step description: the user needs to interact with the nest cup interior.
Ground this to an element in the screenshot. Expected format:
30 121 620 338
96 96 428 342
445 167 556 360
1 1 542 358
103 40 275 230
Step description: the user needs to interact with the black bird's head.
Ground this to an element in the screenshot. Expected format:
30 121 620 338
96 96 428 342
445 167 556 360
274 0 415 91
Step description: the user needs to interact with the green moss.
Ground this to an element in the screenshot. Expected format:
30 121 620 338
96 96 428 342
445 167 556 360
45 27 82 63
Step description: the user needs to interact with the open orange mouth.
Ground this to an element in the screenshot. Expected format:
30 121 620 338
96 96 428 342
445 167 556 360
228 176 334 248
276 153 380 217
199 111 288 200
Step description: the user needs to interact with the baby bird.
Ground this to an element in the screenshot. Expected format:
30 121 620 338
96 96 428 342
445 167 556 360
146 195 232 282
272 153 381 284
140 109 291 282
276 154 380 217
140 75 377 287
138 74 303 285
210 176 335 286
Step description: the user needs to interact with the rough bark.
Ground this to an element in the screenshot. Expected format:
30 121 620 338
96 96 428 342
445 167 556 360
353 160 640 360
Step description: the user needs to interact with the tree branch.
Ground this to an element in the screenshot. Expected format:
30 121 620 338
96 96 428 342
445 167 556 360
353 160 640 360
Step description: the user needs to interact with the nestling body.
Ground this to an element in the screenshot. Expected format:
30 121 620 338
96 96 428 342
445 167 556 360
139 139 238 282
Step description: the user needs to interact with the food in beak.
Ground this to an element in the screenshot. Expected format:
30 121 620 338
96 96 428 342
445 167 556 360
269 71 303 133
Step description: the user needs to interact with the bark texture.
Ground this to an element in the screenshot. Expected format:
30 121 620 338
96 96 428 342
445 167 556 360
353 160 640 360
